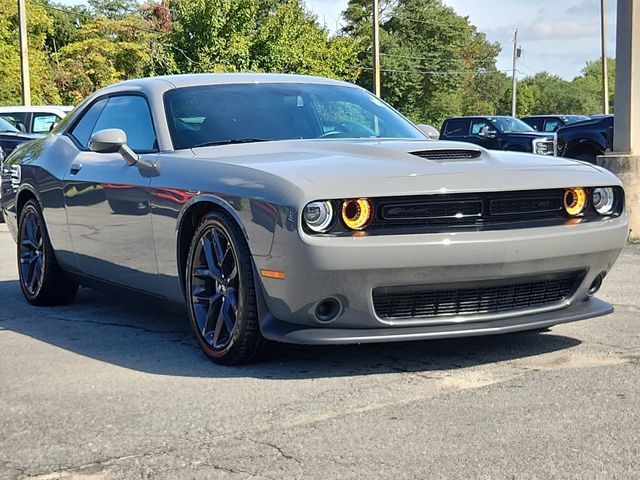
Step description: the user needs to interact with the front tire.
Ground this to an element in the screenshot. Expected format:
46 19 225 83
185 210 267 365
18 200 78 305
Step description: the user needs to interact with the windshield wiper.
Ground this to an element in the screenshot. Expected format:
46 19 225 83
193 138 268 148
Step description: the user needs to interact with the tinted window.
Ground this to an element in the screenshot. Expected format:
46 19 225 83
543 119 561 132
92 96 157 152
490 117 534 133
70 98 108 147
32 114 61 134
164 83 422 150
443 119 469 136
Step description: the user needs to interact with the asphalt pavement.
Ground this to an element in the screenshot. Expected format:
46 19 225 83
0 222 638 479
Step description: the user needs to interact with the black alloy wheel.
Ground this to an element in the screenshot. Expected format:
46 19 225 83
18 200 78 305
186 210 267 365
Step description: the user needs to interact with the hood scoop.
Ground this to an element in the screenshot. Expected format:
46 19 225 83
410 149 482 162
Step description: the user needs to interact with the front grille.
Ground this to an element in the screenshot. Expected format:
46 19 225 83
410 149 482 161
369 189 566 231
372 271 583 320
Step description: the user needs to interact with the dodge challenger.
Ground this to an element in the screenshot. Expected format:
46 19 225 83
0 74 627 364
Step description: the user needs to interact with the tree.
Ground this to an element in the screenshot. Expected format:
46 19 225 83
55 15 156 104
342 0 504 126
0 0 60 105
496 83 535 117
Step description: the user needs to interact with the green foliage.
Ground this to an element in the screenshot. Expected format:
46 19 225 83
0 0 616 125
343 0 506 126
496 82 535 117
0 0 60 105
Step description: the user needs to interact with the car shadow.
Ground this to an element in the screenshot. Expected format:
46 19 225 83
0 280 582 379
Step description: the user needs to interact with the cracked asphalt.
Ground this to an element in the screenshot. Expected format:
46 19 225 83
0 223 639 479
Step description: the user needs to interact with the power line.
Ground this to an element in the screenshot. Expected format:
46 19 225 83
349 65 512 75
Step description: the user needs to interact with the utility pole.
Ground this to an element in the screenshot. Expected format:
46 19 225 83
600 0 609 114
18 0 31 106
372 0 381 97
511 28 518 117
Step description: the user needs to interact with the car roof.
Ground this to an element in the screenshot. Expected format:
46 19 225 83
0 105 74 113
97 73 357 95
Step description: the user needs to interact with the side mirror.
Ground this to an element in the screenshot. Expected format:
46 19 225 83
416 124 440 140
478 127 496 139
16 123 26 133
89 128 138 166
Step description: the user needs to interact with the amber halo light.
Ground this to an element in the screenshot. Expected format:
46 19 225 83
342 198 373 230
563 187 587 216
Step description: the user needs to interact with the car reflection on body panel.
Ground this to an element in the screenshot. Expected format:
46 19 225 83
0 73 628 365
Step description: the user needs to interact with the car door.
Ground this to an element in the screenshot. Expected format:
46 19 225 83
469 119 499 149
63 94 160 290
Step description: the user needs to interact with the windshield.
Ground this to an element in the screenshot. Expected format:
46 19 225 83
489 117 535 133
0 117 18 133
164 83 423 149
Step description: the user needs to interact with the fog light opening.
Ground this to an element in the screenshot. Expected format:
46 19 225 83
587 273 605 296
315 298 341 323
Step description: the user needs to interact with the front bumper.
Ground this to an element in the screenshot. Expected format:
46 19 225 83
253 215 627 344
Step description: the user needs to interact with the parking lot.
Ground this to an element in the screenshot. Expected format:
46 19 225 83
0 221 638 479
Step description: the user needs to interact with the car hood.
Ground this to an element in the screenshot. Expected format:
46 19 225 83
0 132 40 141
192 138 620 201
502 131 554 139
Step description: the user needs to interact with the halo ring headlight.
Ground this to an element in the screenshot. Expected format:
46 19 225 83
342 198 373 230
303 201 334 233
563 187 587 216
592 187 615 216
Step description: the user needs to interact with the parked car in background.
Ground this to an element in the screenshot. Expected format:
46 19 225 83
556 115 613 163
439 116 556 155
0 117 39 158
0 118 39 222
521 115 590 133
1 74 627 365
0 105 74 135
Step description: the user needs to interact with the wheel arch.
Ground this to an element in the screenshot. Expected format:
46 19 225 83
16 184 41 218
175 195 250 293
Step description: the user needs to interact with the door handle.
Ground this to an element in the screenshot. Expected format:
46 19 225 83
70 163 83 175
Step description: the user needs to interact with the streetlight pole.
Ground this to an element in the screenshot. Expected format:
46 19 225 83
18 0 31 106
601 0 609 114
372 0 381 97
511 28 518 117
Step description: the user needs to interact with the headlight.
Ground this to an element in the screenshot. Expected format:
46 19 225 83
563 187 587 216
303 201 334 232
592 187 616 215
533 138 555 155
341 198 373 230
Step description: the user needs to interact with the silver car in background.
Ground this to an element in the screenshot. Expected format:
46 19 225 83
0 74 627 364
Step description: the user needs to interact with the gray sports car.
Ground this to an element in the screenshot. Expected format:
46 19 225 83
0 74 628 365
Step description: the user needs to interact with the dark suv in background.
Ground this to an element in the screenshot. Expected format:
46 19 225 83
556 115 613 163
521 115 590 133
439 116 556 155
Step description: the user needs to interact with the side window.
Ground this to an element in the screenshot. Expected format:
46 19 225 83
69 98 108 148
92 96 157 152
32 114 61 134
470 120 492 135
543 119 561 132
443 119 469 136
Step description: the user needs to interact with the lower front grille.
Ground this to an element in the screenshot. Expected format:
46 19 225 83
372 272 584 320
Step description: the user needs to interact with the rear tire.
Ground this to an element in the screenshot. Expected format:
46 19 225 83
185 210 268 365
17 200 78 305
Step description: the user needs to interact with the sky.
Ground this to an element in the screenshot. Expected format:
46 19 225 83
59 0 616 81
306 0 616 80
